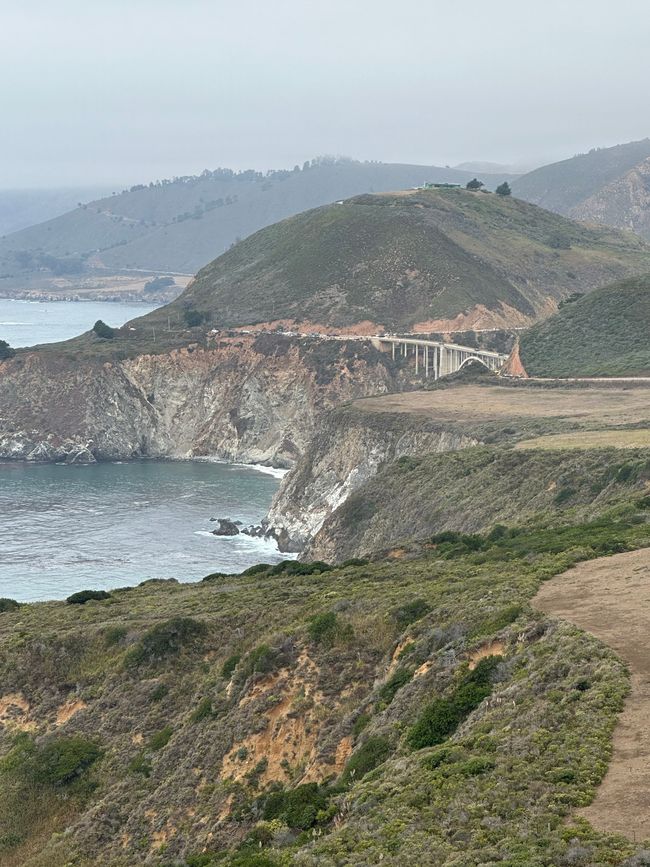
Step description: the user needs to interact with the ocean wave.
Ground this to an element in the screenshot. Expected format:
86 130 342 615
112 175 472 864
193 456 290 479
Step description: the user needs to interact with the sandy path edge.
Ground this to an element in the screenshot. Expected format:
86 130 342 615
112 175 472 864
534 548 650 842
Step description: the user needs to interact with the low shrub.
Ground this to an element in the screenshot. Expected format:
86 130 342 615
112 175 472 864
104 625 127 646
126 616 207 667
270 560 332 577
32 735 103 786
92 319 114 339
407 656 502 750
0 598 19 613
221 653 241 679
150 682 169 702
66 589 111 605
307 611 353 645
148 726 173 751
391 598 431 628
262 782 330 829
342 735 391 783
128 752 151 777
378 668 413 706
190 697 213 723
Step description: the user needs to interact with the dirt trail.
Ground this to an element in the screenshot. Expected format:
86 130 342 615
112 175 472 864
534 548 650 841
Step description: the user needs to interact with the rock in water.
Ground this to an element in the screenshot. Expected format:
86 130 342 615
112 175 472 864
212 518 240 537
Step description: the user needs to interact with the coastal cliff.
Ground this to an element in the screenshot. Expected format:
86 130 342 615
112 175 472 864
0 335 414 465
266 404 479 550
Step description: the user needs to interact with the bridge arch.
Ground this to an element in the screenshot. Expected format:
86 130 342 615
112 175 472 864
456 355 492 372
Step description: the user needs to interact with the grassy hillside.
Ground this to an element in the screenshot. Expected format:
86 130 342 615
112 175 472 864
0 159 515 279
513 138 650 214
308 446 650 562
0 477 649 866
134 187 650 335
519 276 650 377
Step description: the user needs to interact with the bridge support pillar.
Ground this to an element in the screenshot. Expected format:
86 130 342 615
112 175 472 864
415 345 419 374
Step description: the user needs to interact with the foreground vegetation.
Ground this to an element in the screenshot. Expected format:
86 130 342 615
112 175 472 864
0 476 649 864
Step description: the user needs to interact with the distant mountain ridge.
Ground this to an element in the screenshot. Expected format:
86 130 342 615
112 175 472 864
0 187 113 236
513 138 650 240
0 158 517 280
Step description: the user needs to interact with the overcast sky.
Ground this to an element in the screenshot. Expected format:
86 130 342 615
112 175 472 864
2 0 650 188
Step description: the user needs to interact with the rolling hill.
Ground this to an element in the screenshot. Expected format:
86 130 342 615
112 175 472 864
0 186 113 236
518 275 650 377
0 159 516 282
513 138 650 240
133 186 650 337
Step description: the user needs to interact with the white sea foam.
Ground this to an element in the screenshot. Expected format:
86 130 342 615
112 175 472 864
195 456 290 479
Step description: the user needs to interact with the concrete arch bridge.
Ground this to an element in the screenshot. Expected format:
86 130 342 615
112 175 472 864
372 336 508 380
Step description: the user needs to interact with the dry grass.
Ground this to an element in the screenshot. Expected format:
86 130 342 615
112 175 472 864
515 429 650 450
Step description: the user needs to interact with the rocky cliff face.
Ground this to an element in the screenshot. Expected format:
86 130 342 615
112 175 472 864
569 157 650 240
266 405 479 551
0 336 414 465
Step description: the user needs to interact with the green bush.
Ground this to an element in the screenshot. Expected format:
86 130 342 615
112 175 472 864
92 319 114 339
221 653 241 679
128 752 151 777
342 735 391 783
0 598 19 613
241 563 272 576
104 625 127 646
0 340 16 360
32 736 102 786
190 697 213 723
378 668 413 706
269 560 332 577
262 782 330 829
184 308 205 327
126 616 207 667
66 589 111 605
150 683 169 702
391 598 431 628
148 726 173 751
407 656 502 750
307 611 352 645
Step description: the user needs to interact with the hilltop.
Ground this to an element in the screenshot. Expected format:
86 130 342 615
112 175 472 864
0 159 515 287
514 138 650 240
519 275 650 377
139 186 650 336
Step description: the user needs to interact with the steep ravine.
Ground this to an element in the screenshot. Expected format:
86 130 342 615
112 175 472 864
0 336 415 465
266 405 479 551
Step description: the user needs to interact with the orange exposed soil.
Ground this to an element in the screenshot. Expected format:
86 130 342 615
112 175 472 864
413 302 533 334
534 548 650 840
55 698 87 726
467 640 506 670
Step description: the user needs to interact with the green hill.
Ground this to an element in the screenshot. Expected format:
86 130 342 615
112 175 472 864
0 159 516 281
519 276 650 377
139 187 650 335
513 138 650 215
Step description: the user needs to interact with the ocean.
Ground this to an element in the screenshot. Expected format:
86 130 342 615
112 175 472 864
0 459 288 602
0 298 291 602
0 297 156 347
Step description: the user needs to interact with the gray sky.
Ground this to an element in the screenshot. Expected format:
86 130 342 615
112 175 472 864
2 0 650 187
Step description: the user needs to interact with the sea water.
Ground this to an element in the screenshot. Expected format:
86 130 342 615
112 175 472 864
0 459 289 602
0 297 157 347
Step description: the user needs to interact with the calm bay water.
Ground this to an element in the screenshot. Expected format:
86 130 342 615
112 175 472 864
0 459 288 603
0 297 156 347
